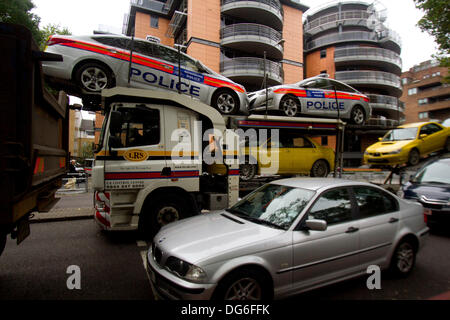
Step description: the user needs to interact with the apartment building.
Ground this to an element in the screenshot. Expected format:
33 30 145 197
122 0 308 91
303 1 405 165
401 60 450 123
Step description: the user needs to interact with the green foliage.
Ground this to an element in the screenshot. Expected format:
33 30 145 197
0 0 42 44
414 0 450 81
39 23 71 50
80 142 94 161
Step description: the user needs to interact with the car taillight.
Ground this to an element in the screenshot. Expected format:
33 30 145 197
423 207 432 223
46 36 74 47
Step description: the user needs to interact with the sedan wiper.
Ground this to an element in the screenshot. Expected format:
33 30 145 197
241 215 284 230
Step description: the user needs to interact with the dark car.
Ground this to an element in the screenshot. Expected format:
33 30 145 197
401 156 450 228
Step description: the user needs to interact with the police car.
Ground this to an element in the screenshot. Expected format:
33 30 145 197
248 75 371 125
42 34 248 114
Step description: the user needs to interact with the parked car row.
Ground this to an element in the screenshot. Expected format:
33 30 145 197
42 34 370 124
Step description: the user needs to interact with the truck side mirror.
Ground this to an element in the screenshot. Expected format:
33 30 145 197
109 111 123 135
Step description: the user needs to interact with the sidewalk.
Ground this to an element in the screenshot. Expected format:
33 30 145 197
30 190 94 223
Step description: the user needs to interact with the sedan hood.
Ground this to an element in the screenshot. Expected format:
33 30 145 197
403 182 450 202
366 140 413 153
154 211 284 265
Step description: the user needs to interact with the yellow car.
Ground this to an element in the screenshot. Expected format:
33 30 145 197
240 134 335 180
364 122 450 166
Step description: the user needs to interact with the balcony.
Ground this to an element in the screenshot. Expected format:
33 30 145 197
220 57 284 86
220 23 284 60
335 70 402 97
304 10 371 36
221 0 284 31
367 94 404 119
334 47 402 75
305 30 401 54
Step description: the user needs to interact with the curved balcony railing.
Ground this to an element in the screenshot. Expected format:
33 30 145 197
304 10 371 35
221 0 284 29
335 70 402 95
220 57 284 84
220 23 284 59
367 93 405 115
305 30 401 53
334 47 402 72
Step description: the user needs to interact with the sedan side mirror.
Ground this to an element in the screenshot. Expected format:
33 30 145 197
305 219 327 231
378 137 382 141
420 133 428 139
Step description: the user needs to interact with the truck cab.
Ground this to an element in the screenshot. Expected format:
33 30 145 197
92 88 239 237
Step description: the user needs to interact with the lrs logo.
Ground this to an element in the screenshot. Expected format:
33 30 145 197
124 149 148 162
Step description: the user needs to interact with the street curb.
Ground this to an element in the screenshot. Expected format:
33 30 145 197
30 208 94 224
30 214 94 224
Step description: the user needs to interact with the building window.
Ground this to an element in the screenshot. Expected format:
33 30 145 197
320 49 327 58
402 78 409 85
418 112 429 119
423 74 430 79
320 70 327 75
418 98 428 105
150 15 159 28
321 136 328 146
408 88 418 95
432 71 441 77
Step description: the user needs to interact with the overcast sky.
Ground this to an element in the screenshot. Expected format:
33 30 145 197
32 0 438 72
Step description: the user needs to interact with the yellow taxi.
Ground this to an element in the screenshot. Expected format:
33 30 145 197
364 122 450 166
240 134 335 180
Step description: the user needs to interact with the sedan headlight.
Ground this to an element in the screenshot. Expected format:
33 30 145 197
384 149 402 155
165 256 206 283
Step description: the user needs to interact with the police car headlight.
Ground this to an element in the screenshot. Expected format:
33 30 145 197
385 149 402 155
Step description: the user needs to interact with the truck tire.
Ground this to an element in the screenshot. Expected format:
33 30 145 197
0 232 6 257
140 194 190 239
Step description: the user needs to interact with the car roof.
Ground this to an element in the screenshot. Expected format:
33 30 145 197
398 121 442 128
270 178 374 192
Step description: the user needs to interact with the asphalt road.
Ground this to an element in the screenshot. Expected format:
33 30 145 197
0 218 449 300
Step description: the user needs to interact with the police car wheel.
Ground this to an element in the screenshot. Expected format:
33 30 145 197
213 90 240 114
75 62 113 92
280 96 299 117
350 106 365 125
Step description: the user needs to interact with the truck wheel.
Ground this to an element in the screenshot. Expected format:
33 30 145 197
310 160 329 177
0 232 6 257
240 163 257 181
140 195 189 239
75 62 114 92
212 90 240 114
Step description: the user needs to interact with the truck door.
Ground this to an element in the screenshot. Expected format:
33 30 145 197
163 106 201 192
104 103 167 191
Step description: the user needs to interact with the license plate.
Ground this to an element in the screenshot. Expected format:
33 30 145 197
16 218 30 245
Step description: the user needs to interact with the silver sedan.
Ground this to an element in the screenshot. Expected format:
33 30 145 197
248 76 371 125
146 178 428 300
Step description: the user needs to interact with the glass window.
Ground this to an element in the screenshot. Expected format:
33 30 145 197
94 36 131 50
382 128 418 141
421 123 442 135
292 136 314 148
408 88 418 95
353 187 398 218
153 45 180 64
133 40 155 57
227 184 316 230
320 49 327 58
329 80 357 93
308 188 353 225
111 107 160 148
413 159 450 184
150 15 159 28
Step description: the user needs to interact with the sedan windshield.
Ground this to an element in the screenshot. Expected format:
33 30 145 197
383 128 418 141
413 160 450 184
227 184 315 230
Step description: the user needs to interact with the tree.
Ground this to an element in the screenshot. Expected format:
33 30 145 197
0 0 42 44
414 0 450 81
39 23 71 50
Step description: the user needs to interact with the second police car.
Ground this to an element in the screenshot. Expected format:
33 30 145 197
248 75 371 125
42 34 248 115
